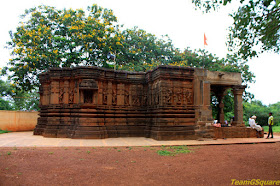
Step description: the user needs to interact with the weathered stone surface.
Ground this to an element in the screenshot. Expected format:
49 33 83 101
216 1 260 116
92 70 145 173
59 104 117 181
34 66 250 140
214 127 264 139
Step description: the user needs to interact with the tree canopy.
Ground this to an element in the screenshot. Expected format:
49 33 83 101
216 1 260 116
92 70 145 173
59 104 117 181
0 79 39 111
244 100 280 126
192 0 280 59
4 4 177 91
3 3 254 110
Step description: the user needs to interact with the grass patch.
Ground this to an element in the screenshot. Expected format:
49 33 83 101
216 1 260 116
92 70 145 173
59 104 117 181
157 145 193 156
0 129 10 134
263 126 280 133
157 150 174 156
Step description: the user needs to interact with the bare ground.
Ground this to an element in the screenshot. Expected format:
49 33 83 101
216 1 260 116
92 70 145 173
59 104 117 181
0 142 280 186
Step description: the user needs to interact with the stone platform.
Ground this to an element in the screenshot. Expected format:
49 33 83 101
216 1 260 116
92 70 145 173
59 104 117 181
214 127 264 139
0 132 278 147
34 66 247 140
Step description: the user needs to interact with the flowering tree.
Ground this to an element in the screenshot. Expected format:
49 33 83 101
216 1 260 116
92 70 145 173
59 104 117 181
6 4 121 90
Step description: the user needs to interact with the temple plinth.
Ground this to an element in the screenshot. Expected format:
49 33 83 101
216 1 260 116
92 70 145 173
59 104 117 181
34 66 253 140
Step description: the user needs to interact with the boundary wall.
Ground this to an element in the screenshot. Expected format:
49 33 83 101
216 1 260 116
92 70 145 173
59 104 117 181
0 110 39 132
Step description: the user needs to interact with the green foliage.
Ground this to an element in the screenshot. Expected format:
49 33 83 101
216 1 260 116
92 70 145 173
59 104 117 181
5 4 178 91
6 4 120 91
157 145 192 156
170 48 255 120
117 27 176 71
157 150 174 156
192 0 280 59
0 79 39 111
0 99 13 110
5 3 256 94
244 101 280 126
179 49 255 85
0 130 10 134
263 126 280 132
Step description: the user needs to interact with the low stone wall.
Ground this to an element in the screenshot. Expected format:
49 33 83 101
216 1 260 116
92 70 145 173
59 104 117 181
0 111 39 132
214 127 264 139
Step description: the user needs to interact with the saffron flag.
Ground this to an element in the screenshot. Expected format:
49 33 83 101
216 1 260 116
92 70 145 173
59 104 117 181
204 33 208 46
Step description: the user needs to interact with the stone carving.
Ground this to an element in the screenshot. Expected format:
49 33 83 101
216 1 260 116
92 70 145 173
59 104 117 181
79 79 98 90
176 88 182 105
132 94 140 106
112 88 117 105
59 87 64 104
184 90 193 105
166 88 173 105
124 90 129 105
69 89 74 103
142 94 147 106
34 66 247 140
103 89 108 105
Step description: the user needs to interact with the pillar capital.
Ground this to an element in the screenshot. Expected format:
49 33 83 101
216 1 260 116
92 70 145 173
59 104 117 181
232 85 247 95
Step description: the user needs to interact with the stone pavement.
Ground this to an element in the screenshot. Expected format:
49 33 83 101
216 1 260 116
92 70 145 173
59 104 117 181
0 131 279 147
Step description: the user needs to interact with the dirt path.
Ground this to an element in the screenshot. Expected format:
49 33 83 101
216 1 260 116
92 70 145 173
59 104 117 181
1 143 280 186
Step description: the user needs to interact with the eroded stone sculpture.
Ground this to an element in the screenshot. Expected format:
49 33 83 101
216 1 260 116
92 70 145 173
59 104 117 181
34 66 254 140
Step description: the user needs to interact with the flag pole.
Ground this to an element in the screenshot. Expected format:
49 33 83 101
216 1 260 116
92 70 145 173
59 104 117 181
203 33 208 69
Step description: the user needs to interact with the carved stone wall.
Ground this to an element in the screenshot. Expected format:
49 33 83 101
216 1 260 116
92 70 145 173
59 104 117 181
34 66 248 140
34 66 197 140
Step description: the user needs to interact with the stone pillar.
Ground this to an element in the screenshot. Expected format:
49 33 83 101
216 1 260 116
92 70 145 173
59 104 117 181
232 85 246 126
216 88 226 124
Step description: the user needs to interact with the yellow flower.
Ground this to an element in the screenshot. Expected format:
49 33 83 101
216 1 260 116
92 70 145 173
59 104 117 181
70 25 79 30
64 14 71 18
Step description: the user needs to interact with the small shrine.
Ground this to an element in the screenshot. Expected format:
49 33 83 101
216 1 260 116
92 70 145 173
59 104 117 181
34 66 258 140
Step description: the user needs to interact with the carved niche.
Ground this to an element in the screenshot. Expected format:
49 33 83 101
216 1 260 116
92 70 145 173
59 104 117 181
79 79 98 104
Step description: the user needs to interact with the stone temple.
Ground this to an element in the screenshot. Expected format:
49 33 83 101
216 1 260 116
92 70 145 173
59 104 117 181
34 65 258 140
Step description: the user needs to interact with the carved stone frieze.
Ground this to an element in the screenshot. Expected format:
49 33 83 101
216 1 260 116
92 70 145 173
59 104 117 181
34 66 247 140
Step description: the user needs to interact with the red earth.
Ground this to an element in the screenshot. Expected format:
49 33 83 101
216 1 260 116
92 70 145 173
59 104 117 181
1 142 280 186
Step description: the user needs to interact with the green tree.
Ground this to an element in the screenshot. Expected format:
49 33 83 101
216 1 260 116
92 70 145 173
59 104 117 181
117 27 176 71
0 80 13 110
175 48 255 84
5 4 177 90
192 0 280 59
268 102 280 125
171 48 255 121
6 4 120 91
244 101 266 126
0 79 39 111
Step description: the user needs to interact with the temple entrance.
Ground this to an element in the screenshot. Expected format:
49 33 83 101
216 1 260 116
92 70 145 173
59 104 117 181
210 85 233 124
